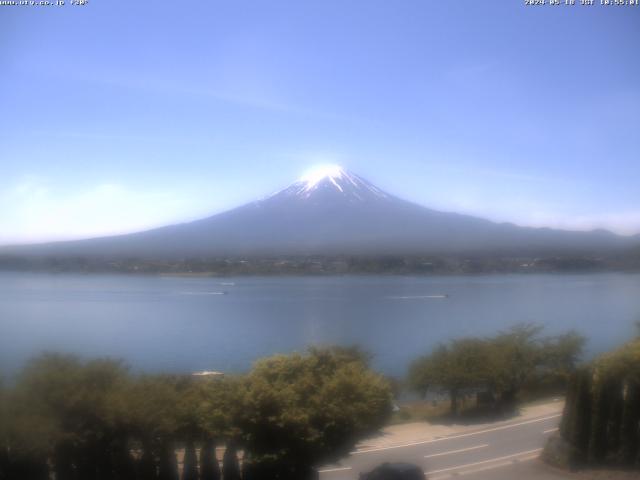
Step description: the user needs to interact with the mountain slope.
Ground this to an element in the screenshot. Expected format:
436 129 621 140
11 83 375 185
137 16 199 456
2 166 637 258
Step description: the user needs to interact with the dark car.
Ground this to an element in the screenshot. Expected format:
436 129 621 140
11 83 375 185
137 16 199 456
359 462 426 480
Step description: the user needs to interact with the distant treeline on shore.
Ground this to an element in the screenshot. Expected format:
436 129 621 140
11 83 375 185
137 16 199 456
1 251 639 276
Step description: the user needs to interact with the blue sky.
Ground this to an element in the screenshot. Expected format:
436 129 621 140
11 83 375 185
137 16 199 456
1 1 639 245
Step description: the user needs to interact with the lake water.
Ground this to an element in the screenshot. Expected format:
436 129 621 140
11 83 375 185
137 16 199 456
0 272 639 378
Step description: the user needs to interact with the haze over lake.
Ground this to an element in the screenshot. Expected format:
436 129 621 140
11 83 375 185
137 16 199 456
1 272 639 378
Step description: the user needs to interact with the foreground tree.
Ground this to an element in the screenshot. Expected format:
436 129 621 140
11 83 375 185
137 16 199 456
1 384 51 480
191 376 242 480
238 347 392 480
9 354 133 480
1 346 393 480
544 337 640 470
126 375 183 480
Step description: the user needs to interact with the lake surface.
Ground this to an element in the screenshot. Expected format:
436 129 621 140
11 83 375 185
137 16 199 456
0 272 639 378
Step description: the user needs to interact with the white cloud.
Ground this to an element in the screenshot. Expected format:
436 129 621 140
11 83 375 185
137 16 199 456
0 179 199 246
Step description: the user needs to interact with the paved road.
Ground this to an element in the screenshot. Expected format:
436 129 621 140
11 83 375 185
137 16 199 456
319 413 568 480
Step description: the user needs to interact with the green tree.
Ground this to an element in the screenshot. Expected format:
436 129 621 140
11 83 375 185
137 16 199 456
409 325 585 415
536 330 586 392
540 330 585 375
486 324 544 407
189 376 242 442
237 347 392 479
173 377 209 480
409 338 491 415
6 353 132 480
190 376 243 480
307 345 373 367
126 375 182 480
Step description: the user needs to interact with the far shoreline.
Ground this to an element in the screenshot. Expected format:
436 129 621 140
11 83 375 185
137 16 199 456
1 251 639 277
2 267 640 279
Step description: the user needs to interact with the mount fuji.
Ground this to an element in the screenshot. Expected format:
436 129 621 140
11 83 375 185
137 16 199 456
3 166 637 258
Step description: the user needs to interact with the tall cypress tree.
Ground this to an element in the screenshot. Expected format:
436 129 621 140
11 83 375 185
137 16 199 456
575 370 593 461
221 442 241 480
111 437 137 480
138 441 157 480
199 440 220 480
552 339 640 469
157 443 178 480
619 380 640 466
589 377 612 464
53 441 77 480
0 448 7 480
6 455 49 480
607 379 625 459
183 441 199 480
559 371 578 442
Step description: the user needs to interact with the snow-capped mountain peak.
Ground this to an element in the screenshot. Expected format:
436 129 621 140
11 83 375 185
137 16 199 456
276 164 389 201
299 164 349 192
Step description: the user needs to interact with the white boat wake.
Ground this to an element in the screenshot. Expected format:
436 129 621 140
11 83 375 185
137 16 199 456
387 294 448 300
177 291 228 296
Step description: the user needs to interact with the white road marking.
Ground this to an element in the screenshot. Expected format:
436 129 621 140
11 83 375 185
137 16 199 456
426 448 542 475
462 452 540 473
350 414 561 454
543 427 558 434
424 443 489 459
430 452 540 480
317 466 352 473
